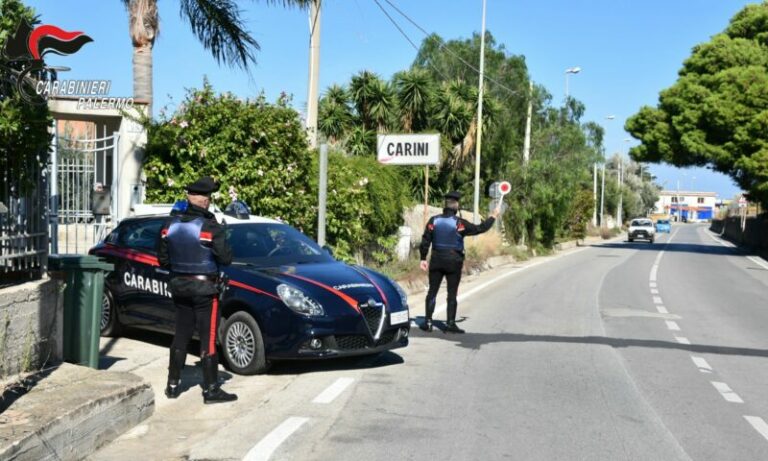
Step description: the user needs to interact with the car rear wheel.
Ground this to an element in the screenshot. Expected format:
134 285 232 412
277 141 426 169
100 289 122 337
222 311 270 375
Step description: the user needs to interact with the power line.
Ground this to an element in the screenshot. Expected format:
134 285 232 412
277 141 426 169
380 0 521 97
371 0 451 82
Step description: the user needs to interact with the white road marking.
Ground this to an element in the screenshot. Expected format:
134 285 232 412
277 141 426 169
650 265 659 282
711 381 744 403
650 288 659 294
665 321 681 331
243 417 309 461
649 282 657 288
654 251 665 265
705 231 737 248
653 296 663 304
657 305 669 314
691 356 713 373
747 256 768 271
312 377 355 404
433 246 591 315
675 336 691 345
745 416 768 442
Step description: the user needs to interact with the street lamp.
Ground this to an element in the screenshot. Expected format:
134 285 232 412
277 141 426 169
565 67 581 99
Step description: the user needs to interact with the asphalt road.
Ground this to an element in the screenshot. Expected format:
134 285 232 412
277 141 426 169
91 224 768 461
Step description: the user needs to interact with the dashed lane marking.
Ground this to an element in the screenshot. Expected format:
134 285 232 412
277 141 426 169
665 321 681 331
312 378 355 404
745 416 768 442
653 296 663 304
243 417 310 461
691 356 713 373
675 336 690 345
657 305 669 314
712 381 744 403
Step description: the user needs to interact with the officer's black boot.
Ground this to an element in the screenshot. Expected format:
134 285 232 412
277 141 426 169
445 302 465 334
421 297 435 332
202 355 238 404
165 347 186 399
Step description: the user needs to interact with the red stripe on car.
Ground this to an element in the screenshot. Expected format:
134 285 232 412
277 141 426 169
282 273 361 313
228 280 281 301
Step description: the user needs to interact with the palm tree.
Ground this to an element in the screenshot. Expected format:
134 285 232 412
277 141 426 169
125 0 311 115
318 84 352 145
393 68 435 132
344 126 376 156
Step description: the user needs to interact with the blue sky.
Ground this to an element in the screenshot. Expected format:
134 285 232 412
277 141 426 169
27 0 756 198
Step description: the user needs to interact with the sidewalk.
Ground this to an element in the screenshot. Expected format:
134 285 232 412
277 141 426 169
0 363 153 461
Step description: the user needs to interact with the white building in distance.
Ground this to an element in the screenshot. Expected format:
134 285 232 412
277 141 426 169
653 190 717 222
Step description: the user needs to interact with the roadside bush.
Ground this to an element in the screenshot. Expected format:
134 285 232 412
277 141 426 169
143 82 410 262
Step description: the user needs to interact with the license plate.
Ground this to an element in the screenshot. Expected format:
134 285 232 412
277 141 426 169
390 310 409 325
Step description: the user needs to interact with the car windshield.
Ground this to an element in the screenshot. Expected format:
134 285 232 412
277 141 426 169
228 223 332 266
657 220 669 225
632 219 652 227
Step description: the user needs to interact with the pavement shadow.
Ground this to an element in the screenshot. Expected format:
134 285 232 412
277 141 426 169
269 351 405 376
592 242 742 257
410 330 768 359
0 365 56 414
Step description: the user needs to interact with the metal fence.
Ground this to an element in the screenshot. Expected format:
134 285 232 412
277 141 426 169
52 127 118 254
0 150 49 287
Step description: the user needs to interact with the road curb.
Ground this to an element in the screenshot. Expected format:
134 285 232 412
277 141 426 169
0 363 154 461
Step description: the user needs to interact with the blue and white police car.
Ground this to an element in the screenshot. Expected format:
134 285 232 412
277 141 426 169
90 203 410 375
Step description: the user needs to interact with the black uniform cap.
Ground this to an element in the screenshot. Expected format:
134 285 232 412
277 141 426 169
185 176 219 195
444 191 461 201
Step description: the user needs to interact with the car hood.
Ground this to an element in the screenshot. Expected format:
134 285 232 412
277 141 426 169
232 262 393 311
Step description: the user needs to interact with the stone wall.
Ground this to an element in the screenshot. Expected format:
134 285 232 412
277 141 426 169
0 277 63 378
710 214 768 258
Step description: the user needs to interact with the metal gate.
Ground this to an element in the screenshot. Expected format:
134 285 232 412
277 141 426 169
51 125 119 254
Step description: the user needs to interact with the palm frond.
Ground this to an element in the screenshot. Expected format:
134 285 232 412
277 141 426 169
179 0 259 69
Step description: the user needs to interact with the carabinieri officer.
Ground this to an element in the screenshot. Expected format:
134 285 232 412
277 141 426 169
157 176 237 403
419 191 499 333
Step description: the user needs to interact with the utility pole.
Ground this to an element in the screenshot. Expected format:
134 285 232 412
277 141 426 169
472 0 487 224
306 0 321 149
600 163 606 228
317 144 328 245
592 163 597 227
523 80 533 165
616 159 623 227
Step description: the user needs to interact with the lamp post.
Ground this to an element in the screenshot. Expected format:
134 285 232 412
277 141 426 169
565 67 581 100
472 0 488 224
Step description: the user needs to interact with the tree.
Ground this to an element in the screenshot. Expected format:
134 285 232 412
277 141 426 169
0 0 51 195
625 1 768 206
125 0 310 114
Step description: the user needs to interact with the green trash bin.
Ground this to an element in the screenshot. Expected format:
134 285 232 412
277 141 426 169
48 255 114 369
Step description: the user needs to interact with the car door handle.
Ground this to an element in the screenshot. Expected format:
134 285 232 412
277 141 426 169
155 268 170 275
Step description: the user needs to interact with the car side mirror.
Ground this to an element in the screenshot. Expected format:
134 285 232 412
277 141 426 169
322 245 334 257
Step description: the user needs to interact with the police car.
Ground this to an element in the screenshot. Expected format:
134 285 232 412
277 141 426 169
90 202 410 375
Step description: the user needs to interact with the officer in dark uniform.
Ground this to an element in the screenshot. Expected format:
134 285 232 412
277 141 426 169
419 191 499 333
157 176 237 403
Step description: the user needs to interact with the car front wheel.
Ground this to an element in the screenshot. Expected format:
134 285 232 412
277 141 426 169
222 311 270 375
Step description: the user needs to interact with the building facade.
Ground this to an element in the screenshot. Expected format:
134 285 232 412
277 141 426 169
653 190 717 222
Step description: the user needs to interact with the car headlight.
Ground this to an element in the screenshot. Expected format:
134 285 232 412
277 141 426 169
277 284 325 316
388 278 409 308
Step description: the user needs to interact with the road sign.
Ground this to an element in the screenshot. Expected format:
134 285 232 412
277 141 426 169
377 134 440 165
498 181 511 196
738 196 747 208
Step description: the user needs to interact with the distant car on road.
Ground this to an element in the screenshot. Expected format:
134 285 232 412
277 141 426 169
90 207 410 375
655 219 671 234
628 218 655 243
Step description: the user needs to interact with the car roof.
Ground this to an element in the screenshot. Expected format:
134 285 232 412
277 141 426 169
127 204 282 225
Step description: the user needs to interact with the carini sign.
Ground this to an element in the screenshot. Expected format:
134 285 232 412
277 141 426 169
377 133 440 165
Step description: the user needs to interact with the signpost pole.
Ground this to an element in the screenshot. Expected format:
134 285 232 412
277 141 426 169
424 165 429 228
